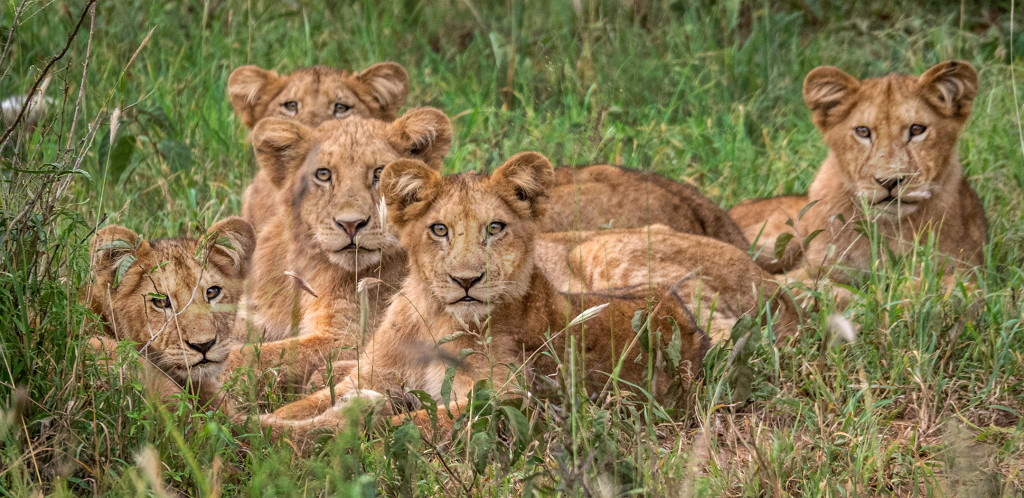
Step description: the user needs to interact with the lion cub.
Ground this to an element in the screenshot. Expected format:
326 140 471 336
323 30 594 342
246 108 452 354
544 166 753 257
730 60 987 282
86 217 255 402
228 62 411 234
87 218 364 406
254 152 710 444
535 224 800 344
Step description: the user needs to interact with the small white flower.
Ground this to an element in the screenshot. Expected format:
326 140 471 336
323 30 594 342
827 313 857 344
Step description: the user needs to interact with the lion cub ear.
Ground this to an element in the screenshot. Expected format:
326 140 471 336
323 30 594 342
90 225 147 288
802 65 860 130
918 60 977 120
202 217 257 277
228 65 285 129
355 62 410 121
251 118 315 188
492 152 556 220
386 108 453 168
379 159 442 228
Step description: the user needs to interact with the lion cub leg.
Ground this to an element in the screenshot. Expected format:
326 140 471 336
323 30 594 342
219 332 357 390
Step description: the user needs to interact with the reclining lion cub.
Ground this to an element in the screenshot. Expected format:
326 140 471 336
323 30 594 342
228 62 411 234
247 108 452 353
544 166 753 258
86 218 361 405
86 217 255 402
536 224 801 344
729 60 987 282
254 153 710 445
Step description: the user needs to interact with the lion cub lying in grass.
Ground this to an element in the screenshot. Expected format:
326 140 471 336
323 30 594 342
254 152 714 446
227 62 411 234
86 217 255 403
536 224 800 344
730 60 987 283
86 217 364 406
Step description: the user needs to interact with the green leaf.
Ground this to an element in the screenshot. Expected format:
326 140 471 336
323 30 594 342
146 292 167 299
663 318 683 369
497 405 530 452
469 431 493 474
773 232 794 260
440 364 457 408
797 199 820 220
98 239 134 252
803 229 824 247
631 309 646 333
113 254 136 288
437 330 467 346
408 390 438 431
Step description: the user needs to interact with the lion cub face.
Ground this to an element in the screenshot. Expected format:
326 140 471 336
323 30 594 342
228 63 409 128
381 153 555 323
251 108 452 272
803 60 977 217
88 218 255 383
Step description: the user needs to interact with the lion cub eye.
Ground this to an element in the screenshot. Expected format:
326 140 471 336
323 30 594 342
150 294 171 309
854 126 871 139
205 286 222 301
373 166 384 184
909 124 927 138
314 168 332 182
282 101 299 113
430 224 449 238
333 102 352 117
486 221 506 237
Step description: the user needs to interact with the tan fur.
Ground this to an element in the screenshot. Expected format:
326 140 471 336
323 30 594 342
86 218 256 399
729 61 987 283
246 109 453 362
728 195 810 273
545 165 753 256
535 224 800 344
228 62 410 233
253 153 711 448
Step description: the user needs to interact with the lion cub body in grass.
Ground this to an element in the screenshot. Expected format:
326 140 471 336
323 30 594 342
729 61 987 282
86 218 256 402
544 165 755 261
255 153 710 445
535 224 800 344
228 62 410 234
247 108 453 357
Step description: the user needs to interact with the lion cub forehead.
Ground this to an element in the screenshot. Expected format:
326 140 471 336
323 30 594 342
429 174 519 227
137 240 206 292
312 120 394 161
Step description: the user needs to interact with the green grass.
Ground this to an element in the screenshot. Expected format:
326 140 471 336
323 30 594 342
2 0 1024 495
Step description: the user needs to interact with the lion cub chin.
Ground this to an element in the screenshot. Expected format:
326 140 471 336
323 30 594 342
730 60 987 285
252 152 714 448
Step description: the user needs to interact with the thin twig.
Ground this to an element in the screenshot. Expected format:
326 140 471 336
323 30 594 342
0 0 97 150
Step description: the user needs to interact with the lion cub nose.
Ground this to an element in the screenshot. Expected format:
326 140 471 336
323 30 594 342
449 273 485 290
874 176 906 191
187 338 217 354
335 217 370 238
